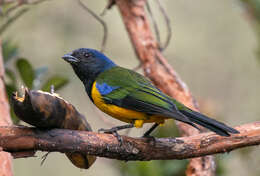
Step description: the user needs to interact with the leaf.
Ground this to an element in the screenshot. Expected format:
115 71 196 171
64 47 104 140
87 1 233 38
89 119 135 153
42 76 69 92
2 39 19 62
16 58 35 89
0 8 29 35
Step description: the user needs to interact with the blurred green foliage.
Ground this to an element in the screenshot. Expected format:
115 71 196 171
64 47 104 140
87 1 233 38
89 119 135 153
41 76 68 92
3 39 69 123
16 58 35 88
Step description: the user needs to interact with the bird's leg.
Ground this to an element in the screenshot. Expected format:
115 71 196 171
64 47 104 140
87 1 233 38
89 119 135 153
143 123 159 137
98 124 134 133
98 124 134 143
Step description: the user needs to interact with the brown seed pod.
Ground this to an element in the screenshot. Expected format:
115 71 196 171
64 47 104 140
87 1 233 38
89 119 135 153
11 88 96 169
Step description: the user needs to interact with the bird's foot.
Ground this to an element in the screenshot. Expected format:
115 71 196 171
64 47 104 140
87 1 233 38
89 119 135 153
98 127 123 144
112 131 123 144
98 124 134 144
98 127 119 133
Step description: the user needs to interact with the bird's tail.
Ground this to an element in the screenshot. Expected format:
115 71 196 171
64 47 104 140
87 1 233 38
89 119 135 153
179 109 239 136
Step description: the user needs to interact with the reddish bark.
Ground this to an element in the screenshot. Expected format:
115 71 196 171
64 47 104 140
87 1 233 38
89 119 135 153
0 40 13 176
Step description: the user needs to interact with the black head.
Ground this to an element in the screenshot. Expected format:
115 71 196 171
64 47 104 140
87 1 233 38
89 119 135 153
62 48 116 96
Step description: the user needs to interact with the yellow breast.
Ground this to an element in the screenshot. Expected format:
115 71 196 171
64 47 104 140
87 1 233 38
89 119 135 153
91 81 166 127
91 82 147 123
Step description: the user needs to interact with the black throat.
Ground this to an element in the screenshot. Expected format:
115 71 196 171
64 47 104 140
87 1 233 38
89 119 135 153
71 65 100 102
84 76 96 102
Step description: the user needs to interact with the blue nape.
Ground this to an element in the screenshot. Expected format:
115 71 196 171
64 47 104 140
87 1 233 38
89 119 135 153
87 48 116 70
96 82 119 95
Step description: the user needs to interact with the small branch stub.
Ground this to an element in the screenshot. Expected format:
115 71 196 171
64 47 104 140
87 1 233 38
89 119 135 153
11 88 96 169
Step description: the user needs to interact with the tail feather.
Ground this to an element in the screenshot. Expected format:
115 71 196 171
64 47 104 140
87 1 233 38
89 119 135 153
180 110 239 136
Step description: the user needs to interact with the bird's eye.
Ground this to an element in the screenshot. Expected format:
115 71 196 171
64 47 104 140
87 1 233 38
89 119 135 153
83 52 91 58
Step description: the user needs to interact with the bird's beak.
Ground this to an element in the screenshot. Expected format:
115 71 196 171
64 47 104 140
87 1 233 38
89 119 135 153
62 53 79 63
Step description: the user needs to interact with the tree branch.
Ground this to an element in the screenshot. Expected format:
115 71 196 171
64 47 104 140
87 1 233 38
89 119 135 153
0 39 13 176
114 0 215 175
0 122 259 161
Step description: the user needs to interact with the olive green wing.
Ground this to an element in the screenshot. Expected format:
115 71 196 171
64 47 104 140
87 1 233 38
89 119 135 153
95 67 194 125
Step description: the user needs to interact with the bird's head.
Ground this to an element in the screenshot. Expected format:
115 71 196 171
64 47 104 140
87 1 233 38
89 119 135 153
62 48 116 84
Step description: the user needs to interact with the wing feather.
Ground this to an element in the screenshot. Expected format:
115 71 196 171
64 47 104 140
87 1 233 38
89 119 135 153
96 67 196 126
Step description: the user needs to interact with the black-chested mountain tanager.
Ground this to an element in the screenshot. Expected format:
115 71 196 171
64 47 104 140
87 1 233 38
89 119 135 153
62 48 239 137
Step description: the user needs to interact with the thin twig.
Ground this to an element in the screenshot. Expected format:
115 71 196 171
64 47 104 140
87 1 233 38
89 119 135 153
4 0 47 16
78 0 108 52
155 0 171 51
146 0 161 49
0 8 28 35
100 0 115 16
0 0 48 35
4 4 21 16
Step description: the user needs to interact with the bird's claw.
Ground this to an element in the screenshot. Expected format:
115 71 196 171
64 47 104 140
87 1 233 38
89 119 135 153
98 128 123 145
112 131 123 144
98 128 109 133
98 127 117 133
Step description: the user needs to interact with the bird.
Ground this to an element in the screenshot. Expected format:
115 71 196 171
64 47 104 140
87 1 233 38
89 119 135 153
62 48 239 137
